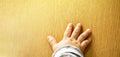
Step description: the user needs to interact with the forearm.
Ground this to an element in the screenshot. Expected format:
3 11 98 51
52 45 84 57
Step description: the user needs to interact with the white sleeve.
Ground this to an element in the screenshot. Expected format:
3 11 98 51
52 45 84 57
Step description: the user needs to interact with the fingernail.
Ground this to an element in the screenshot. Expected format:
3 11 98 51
77 23 81 25
87 29 92 32
48 36 52 41
77 23 82 27
68 23 73 25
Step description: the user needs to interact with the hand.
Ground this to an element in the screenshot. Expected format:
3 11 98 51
47 23 92 53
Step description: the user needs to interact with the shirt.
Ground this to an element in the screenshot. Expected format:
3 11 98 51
52 46 84 57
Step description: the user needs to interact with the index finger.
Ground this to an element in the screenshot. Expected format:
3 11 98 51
63 23 73 38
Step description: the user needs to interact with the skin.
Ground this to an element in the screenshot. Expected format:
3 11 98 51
47 23 92 53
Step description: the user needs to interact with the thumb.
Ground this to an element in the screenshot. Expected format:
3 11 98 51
47 36 57 47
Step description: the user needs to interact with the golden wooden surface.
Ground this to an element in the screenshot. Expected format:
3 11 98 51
0 0 120 57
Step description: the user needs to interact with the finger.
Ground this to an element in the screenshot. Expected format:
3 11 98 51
47 36 57 47
80 38 92 52
77 29 91 43
71 23 82 39
64 23 73 38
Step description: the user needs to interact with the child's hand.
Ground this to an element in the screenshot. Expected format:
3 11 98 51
47 23 92 53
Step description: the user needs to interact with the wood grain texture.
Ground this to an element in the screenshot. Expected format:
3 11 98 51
0 0 120 57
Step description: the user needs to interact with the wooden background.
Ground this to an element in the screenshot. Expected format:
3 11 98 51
0 0 120 57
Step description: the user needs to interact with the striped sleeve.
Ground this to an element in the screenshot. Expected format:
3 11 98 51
52 46 84 57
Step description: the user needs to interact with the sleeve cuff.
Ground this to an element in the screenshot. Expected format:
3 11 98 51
52 45 84 57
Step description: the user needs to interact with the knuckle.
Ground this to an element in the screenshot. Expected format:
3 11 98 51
75 30 79 34
84 41 88 46
80 35 85 38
